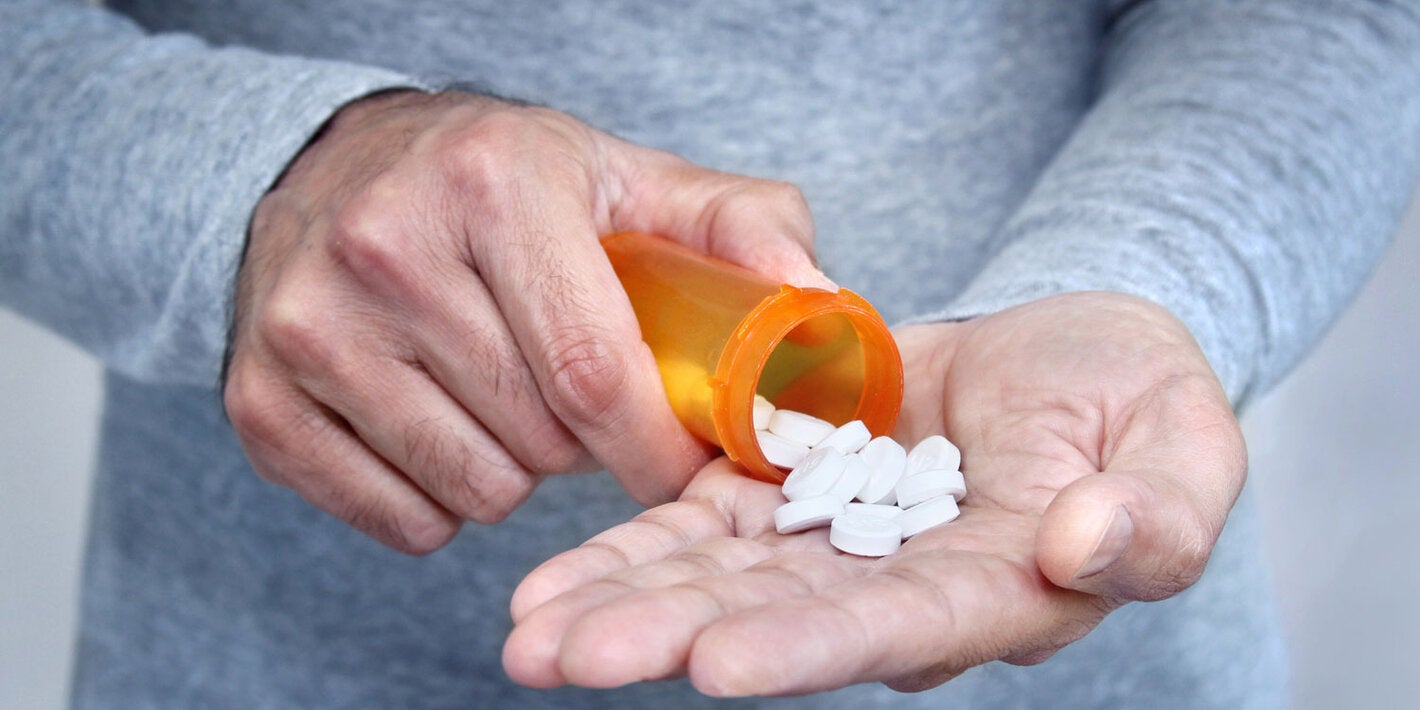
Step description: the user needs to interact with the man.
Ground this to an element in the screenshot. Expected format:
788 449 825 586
4 1 1418 706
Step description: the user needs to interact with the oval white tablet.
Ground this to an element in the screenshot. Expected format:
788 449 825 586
895 468 966 508
826 452 870 502
906 435 961 477
897 495 960 538
780 446 846 501
773 494 845 534
854 437 907 504
830 514 903 557
845 502 903 519
768 409 837 447
815 420 872 454
752 394 775 431
757 430 810 470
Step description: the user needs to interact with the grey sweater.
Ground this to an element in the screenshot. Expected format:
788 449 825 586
4 0 1419 707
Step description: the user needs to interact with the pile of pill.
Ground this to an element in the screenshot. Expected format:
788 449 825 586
753 395 965 557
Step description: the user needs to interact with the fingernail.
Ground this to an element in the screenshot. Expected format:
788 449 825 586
1075 505 1133 580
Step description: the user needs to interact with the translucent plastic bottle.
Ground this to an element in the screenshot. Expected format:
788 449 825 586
602 232 903 483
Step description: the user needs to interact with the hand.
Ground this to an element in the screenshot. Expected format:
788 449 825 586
502 292 1246 695
223 91 830 554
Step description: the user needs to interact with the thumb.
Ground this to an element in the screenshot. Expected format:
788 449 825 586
1036 365 1245 602
607 142 837 290
1035 464 1240 602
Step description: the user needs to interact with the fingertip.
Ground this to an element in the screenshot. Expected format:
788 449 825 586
502 613 569 689
742 239 836 291
555 607 673 689
1038 472 1216 602
787 263 839 292
392 511 463 556
686 620 766 697
758 241 836 291
509 566 560 623
1035 474 1134 592
509 549 615 623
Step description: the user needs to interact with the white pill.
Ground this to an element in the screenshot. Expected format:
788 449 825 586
829 514 903 557
826 452 870 502
757 430 811 470
815 420 872 454
768 409 837 447
752 394 775 431
780 446 846 501
906 435 961 477
942 469 967 501
853 437 907 504
845 502 903 519
897 495 960 538
895 468 967 508
774 494 844 534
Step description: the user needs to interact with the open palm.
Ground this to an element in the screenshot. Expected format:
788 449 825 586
503 292 1246 696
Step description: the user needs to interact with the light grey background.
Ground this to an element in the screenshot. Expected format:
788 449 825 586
3 193 1418 707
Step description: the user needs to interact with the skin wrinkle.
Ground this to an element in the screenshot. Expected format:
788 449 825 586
657 548 737 582
714 477 752 539
469 336 507 400
593 134 635 232
1098 376 1183 474
743 556 831 600
667 582 734 631
629 506 708 553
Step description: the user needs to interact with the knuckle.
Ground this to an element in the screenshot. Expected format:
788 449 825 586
257 289 339 373
223 375 324 490
518 421 590 476
722 178 807 219
1147 510 1217 599
438 108 589 212
541 327 630 431
758 178 809 211
402 418 534 523
440 113 531 196
454 468 533 525
341 494 455 556
702 178 815 246
394 514 460 556
326 189 420 291
462 340 594 474
222 364 263 436
222 367 296 451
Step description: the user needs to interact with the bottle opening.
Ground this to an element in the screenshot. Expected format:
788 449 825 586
713 286 903 483
755 312 865 426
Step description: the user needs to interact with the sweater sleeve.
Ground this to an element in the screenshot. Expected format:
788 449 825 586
922 0 1420 407
0 0 423 386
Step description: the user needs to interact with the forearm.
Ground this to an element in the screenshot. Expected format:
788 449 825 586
928 0 1420 406
0 0 419 385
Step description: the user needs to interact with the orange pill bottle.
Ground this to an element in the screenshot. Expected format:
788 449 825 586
602 232 903 483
